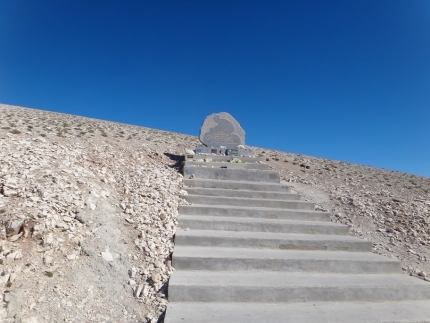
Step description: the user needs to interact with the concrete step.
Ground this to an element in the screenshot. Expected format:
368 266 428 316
183 166 280 183
178 215 349 235
172 246 401 273
174 230 371 252
165 300 430 323
185 154 265 163
168 271 430 302
183 178 291 192
179 204 330 221
183 187 300 199
184 161 270 170
168 160 430 322
182 195 313 210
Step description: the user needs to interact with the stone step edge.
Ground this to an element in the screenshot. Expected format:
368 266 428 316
164 300 430 323
169 271 428 288
183 178 290 186
178 214 346 227
175 229 364 242
181 194 310 204
180 204 326 213
183 187 299 195
172 246 400 262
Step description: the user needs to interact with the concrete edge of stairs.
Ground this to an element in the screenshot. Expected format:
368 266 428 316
165 300 430 323
165 156 430 322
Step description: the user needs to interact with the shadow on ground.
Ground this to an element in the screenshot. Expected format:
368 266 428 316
164 152 184 173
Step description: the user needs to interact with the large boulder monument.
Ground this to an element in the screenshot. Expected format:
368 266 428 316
194 112 253 156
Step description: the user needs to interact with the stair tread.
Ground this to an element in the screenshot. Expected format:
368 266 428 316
173 246 399 263
181 204 325 212
184 161 270 169
183 187 298 195
182 194 308 203
175 229 366 242
186 154 265 162
178 215 346 227
184 166 277 173
169 271 430 287
184 178 289 186
165 300 430 323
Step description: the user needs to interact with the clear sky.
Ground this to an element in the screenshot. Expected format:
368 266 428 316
1 1 429 177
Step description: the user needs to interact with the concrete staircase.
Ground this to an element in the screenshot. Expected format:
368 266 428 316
164 155 430 323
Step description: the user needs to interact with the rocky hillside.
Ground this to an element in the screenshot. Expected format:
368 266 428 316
1 104 429 322
258 149 430 281
0 104 198 323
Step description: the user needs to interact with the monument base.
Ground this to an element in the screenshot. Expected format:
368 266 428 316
194 146 254 157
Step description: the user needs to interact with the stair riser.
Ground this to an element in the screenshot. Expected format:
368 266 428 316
184 161 271 170
169 285 430 303
172 257 401 274
183 167 280 183
182 195 313 210
174 236 372 252
178 218 349 235
179 206 330 221
183 179 291 192
184 188 300 199
185 155 265 163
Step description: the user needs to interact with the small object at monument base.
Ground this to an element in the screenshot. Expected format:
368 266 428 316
226 149 239 156
194 146 253 157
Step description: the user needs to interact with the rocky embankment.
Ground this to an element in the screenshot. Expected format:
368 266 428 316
0 104 199 322
1 104 429 322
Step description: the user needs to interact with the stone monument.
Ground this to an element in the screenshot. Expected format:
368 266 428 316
193 112 253 156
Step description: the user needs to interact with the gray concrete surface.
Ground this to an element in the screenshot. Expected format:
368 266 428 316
169 271 430 302
184 161 270 170
183 187 299 199
183 166 280 183
185 154 265 162
182 194 313 209
172 246 401 273
178 215 349 235
179 204 331 221
183 178 291 191
165 300 430 323
175 230 372 251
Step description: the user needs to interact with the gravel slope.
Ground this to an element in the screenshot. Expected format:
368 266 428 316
0 104 198 323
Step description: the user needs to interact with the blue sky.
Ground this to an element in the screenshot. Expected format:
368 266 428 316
1 1 429 177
